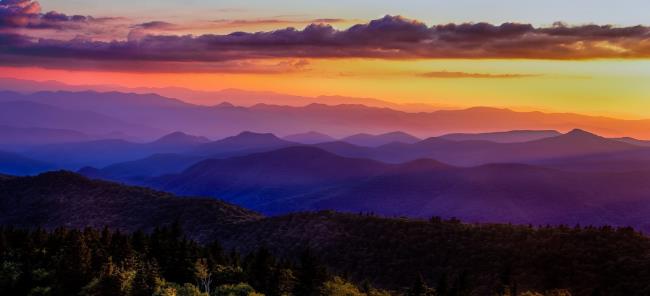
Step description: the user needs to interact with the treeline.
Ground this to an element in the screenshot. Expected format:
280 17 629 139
222 212 650 296
0 224 397 296
0 224 581 296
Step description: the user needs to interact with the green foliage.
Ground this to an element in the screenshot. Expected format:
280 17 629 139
322 277 366 296
0 226 236 295
520 290 572 296
177 283 210 296
293 249 328 296
407 275 435 296
0 221 648 296
0 226 327 296
212 265 246 287
213 282 260 296
229 212 650 295
0 261 21 290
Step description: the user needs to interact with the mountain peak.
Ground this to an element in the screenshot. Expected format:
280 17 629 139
565 128 600 138
382 131 410 136
343 131 421 147
193 131 291 155
301 131 329 136
462 106 511 113
152 131 210 145
236 131 279 139
439 130 562 143
283 131 335 144
33 170 94 185
214 102 235 108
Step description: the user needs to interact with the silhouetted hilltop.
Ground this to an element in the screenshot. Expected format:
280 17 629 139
193 131 295 156
0 171 260 242
143 146 650 232
342 131 421 147
150 131 210 147
2 172 650 294
439 130 561 143
283 131 336 144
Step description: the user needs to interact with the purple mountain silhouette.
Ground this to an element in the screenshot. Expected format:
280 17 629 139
439 130 561 143
192 131 296 156
341 131 421 147
283 131 336 144
5 88 650 140
0 151 55 176
141 146 650 231
613 137 650 147
79 153 205 183
150 146 402 207
26 131 211 169
77 129 650 182
149 131 210 149
0 100 159 138
324 129 646 166
0 125 90 148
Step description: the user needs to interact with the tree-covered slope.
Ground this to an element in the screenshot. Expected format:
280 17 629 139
219 211 650 295
0 171 260 243
2 172 650 295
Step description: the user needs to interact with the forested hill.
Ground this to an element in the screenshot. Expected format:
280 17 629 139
222 212 650 295
0 171 261 243
2 172 650 295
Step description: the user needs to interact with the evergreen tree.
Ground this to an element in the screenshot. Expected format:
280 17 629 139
247 247 275 295
80 258 124 296
436 273 448 296
269 267 295 296
293 249 328 296
408 274 436 296
57 230 92 294
449 271 470 296
130 260 159 296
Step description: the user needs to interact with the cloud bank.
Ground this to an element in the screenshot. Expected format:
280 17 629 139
2 1 650 72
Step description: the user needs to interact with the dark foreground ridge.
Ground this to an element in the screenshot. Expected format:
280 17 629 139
2 171 650 295
0 171 260 243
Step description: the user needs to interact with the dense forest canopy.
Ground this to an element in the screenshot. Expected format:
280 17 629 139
2 173 650 295
1 220 650 295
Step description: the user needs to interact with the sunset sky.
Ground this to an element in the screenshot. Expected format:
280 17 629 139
2 0 650 118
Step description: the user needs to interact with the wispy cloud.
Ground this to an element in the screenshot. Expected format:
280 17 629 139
128 18 348 34
212 18 347 27
419 71 540 79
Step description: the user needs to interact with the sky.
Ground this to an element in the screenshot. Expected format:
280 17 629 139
42 0 650 27
2 0 650 118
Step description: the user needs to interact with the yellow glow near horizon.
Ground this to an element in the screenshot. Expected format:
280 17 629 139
3 58 650 119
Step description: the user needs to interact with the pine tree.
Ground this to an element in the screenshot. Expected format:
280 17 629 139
130 260 159 296
449 271 470 296
408 274 435 296
57 230 92 294
247 247 275 295
293 249 328 296
436 273 448 296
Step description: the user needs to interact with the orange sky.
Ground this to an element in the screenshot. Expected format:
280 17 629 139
3 57 650 119
2 1 650 119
